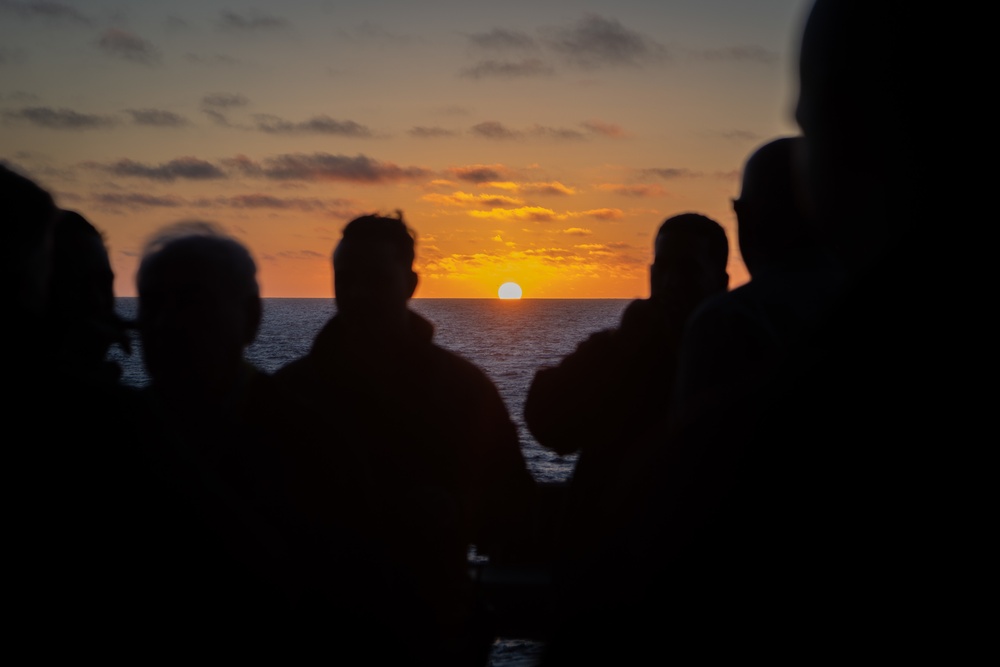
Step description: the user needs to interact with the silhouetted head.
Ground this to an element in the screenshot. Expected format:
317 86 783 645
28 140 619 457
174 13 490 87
136 221 261 401
794 0 908 272
650 213 729 308
733 136 822 276
47 209 130 365
333 211 418 334
2 163 57 319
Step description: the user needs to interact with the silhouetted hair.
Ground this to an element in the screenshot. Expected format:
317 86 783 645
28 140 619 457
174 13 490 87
654 212 729 269
338 211 416 269
137 220 259 301
2 163 57 267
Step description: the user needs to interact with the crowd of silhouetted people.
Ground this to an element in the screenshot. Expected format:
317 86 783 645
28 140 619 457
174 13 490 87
5 1 946 664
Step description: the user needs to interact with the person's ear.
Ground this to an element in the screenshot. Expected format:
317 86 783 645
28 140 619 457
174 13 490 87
406 270 418 298
649 262 664 298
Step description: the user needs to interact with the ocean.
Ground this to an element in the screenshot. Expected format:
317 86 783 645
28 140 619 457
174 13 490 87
110 297 631 667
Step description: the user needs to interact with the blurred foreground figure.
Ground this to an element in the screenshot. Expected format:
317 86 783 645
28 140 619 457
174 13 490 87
45 209 132 388
133 222 296 647
540 1 942 663
671 135 844 413
3 172 142 654
133 221 385 658
273 212 538 666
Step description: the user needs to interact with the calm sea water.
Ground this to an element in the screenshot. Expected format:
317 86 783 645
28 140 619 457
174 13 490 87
111 297 629 485
109 297 630 665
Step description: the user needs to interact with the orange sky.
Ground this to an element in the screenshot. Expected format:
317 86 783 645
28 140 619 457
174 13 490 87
1 0 812 298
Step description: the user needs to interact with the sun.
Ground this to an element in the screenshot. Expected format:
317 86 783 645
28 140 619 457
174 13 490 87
498 282 523 299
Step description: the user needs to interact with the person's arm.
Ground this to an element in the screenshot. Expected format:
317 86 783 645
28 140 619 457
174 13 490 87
523 327 621 456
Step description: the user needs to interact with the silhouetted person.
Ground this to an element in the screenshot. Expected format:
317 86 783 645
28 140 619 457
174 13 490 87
3 163 64 643
3 174 137 654
540 1 938 663
523 212 729 576
671 136 844 412
131 222 283 633
128 220 378 657
45 209 132 389
272 212 538 666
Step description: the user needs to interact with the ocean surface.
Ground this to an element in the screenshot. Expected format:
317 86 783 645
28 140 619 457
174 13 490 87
110 297 631 667
111 297 631 485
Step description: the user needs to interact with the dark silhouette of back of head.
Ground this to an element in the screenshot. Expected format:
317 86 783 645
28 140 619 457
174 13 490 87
136 220 261 405
670 134 844 416
731 135 827 276
650 212 730 318
332 211 419 338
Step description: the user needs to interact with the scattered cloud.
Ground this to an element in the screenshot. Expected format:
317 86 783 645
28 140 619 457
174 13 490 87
91 190 352 213
469 121 583 141
422 192 524 207
468 206 563 222
520 247 577 260
4 106 117 129
92 192 185 208
561 227 593 236
639 167 697 180
447 164 515 183
216 10 289 32
97 28 161 65
541 14 668 69
0 0 92 25
252 114 373 137
202 93 249 109
408 126 458 138
201 93 249 126
695 46 777 64
597 183 666 197
274 249 329 261
205 194 339 211
581 208 624 220
92 156 226 182
581 119 625 138
223 152 431 183
520 182 576 196
460 59 554 79
465 28 536 50
526 124 587 141
125 109 190 127
471 121 520 140
477 181 519 191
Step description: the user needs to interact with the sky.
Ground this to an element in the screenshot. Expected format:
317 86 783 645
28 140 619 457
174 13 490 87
1 0 814 299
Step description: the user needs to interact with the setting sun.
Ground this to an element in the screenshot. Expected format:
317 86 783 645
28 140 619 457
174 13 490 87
498 282 523 300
